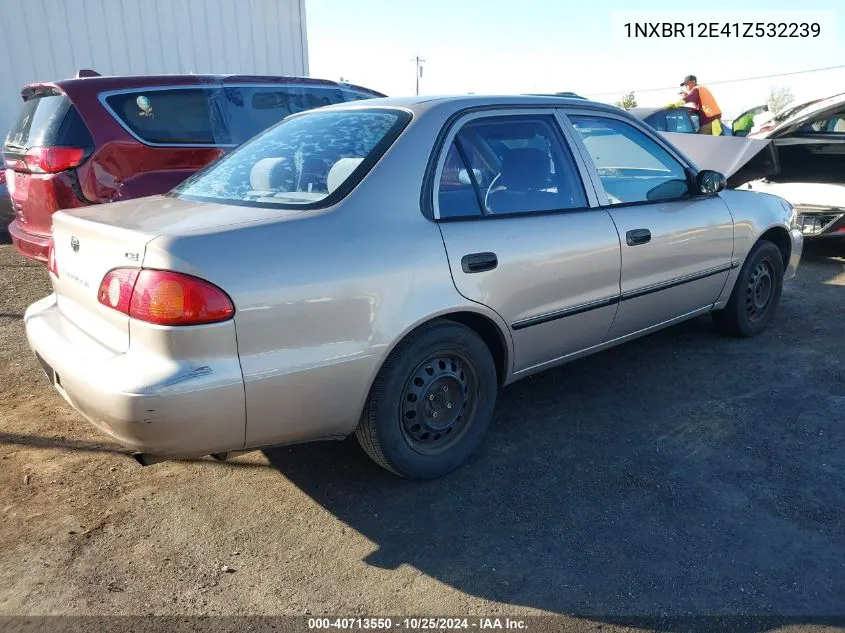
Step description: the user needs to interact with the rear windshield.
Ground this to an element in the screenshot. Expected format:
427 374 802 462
5 92 93 150
171 108 410 209
104 88 230 145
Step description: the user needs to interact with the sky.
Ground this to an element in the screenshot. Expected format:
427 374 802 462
306 0 844 119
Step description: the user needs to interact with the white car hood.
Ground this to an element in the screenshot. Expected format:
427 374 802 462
743 180 845 208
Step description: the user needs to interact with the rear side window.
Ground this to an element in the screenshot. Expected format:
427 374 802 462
664 110 695 134
438 143 483 218
224 85 352 143
799 112 845 134
5 93 93 150
437 115 587 217
172 108 410 209
103 88 230 145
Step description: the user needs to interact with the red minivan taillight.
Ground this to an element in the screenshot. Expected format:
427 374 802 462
22 147 86 174
97 269 234 325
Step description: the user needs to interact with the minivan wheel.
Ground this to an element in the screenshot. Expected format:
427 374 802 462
713 240 784 337
356 320 497 479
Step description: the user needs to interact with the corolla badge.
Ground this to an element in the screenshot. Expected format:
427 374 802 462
70 236 80 253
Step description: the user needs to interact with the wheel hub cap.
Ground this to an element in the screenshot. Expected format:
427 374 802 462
400 355 473 451
745 260 774 322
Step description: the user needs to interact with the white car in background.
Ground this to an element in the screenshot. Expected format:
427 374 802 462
745 93 845 237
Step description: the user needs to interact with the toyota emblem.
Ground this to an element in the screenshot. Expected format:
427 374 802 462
70 236 80 253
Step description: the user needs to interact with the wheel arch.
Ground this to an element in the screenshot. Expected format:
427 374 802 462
757 224 791 270
368 308 513 398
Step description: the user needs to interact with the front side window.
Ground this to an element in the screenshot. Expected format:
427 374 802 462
571 116 690 205
223 85 348 143
342 89 379 102
104 88 230 145
437 115 587 217
172 108 409 208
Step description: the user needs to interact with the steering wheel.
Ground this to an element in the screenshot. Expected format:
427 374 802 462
483 173 502 213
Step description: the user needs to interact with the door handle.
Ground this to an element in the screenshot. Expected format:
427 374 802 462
461 252 498 273
626 229 651 246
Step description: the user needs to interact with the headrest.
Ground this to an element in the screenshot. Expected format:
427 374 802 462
327 157 365 194
500 148 550 190
250 157 294 191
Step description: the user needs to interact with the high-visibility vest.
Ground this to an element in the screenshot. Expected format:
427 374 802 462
697 86 722 119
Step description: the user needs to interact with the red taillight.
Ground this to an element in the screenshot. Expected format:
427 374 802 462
21 147 85 174
97 268 139 314
47 240 59 277
0 169 6 185
98 269 234 326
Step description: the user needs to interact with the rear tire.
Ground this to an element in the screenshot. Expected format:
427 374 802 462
713 240 784 337
356 320 497 479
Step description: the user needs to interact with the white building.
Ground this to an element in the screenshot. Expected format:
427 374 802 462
0 0 309 137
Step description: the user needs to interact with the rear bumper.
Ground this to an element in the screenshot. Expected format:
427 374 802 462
24 294 246 457
9 219 50 263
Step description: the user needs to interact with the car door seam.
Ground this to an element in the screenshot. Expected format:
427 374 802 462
434 223 516 373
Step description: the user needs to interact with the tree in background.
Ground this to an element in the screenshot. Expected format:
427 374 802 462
767 86 795 114
615 91 637 110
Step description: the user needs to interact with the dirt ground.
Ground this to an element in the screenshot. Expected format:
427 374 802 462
0 238 843 631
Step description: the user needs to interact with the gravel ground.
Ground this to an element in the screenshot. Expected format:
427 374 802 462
0 238 843 632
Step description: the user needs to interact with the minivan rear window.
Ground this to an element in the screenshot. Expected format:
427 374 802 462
5 93 93 150
103 88 230 145
172 108 410 209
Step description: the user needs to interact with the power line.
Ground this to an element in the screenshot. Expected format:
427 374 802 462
585 63 845 97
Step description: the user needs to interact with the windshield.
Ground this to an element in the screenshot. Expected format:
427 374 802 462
172 108 409 208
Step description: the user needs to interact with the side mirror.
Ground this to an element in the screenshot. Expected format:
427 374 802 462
697 169 727 194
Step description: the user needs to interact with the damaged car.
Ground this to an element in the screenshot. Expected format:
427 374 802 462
744 93 845 237
25 95 802 479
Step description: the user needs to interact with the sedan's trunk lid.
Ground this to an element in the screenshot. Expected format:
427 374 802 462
50 195 310 352
51 212 156 353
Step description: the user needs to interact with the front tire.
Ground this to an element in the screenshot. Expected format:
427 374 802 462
356 320 498 479
713 240 784 337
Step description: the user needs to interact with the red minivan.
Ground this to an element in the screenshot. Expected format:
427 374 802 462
3 73 384 262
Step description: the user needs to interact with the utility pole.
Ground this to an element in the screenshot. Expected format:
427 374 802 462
411 55 425 95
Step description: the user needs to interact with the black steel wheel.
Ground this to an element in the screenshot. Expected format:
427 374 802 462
399 352 477 454
714 240 784 337
745 259 776 323
356 320 498 479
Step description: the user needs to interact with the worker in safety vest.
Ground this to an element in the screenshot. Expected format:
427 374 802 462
667 74 724 135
